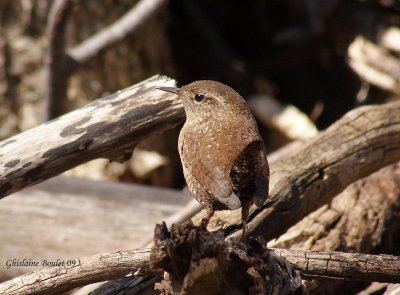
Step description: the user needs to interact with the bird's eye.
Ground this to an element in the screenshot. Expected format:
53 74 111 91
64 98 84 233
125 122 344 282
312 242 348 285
194 93 205 103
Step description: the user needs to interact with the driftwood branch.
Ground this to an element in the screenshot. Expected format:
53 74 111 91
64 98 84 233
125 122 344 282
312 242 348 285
275 249 400 283
1 247 399 295
0 75 184 199
197 101 400 241
0 248 153 295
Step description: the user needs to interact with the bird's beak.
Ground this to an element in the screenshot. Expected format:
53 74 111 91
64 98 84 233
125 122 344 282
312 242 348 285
156 86 180 94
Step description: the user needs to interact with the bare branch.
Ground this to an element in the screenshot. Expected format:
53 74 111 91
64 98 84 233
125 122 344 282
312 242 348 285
276 249 400 283
0 248 154 295
67 0 169 71
0 247 399 295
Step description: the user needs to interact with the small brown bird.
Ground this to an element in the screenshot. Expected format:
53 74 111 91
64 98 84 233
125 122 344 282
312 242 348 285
157 81 269 238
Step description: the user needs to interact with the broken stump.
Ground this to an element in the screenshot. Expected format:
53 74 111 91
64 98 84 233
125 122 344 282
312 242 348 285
150 221 302 295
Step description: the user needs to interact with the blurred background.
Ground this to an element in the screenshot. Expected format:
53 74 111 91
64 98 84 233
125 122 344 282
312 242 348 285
0 0 400 289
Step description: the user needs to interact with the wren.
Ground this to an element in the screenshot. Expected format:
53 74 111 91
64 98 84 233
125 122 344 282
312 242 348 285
157 81 269 238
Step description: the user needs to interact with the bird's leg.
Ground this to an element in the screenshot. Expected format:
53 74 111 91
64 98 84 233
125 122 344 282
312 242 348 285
200 206 214 230
241 205 249 242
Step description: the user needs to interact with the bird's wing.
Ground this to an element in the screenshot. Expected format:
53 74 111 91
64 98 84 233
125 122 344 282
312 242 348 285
179 133 241 210
230 140 270 207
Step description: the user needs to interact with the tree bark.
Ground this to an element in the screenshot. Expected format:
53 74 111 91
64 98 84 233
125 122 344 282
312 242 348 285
0 248 153 295
0 75 184 198
275 249 400 283
267 161 400 294
269 162 400 253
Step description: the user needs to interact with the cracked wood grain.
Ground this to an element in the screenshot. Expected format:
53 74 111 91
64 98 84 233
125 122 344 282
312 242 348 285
268 162 400 253
275 249 400 284
0 248 398 295
199 101 400 241
0 75 184 199
0 248 153 295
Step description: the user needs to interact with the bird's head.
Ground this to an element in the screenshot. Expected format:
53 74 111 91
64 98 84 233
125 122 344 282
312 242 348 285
157 80 249 121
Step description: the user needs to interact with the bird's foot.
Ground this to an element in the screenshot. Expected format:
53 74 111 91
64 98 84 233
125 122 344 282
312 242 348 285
200 217 209 230
240 223 248 242
200 207 214 230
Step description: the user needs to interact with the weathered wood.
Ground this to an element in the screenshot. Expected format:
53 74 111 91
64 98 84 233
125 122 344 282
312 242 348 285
269 162 400 253
275 249 400 284
0 175 190 280
1 247 399 295
267 162 400 294
0 75 184 199
195 101 400 241
0 248 153 295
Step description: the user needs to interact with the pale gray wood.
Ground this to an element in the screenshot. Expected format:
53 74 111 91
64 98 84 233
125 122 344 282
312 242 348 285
0 74 185 199
0 176 191 280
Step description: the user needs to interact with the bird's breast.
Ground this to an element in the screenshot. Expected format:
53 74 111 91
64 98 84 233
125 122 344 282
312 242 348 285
179 117 259 173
